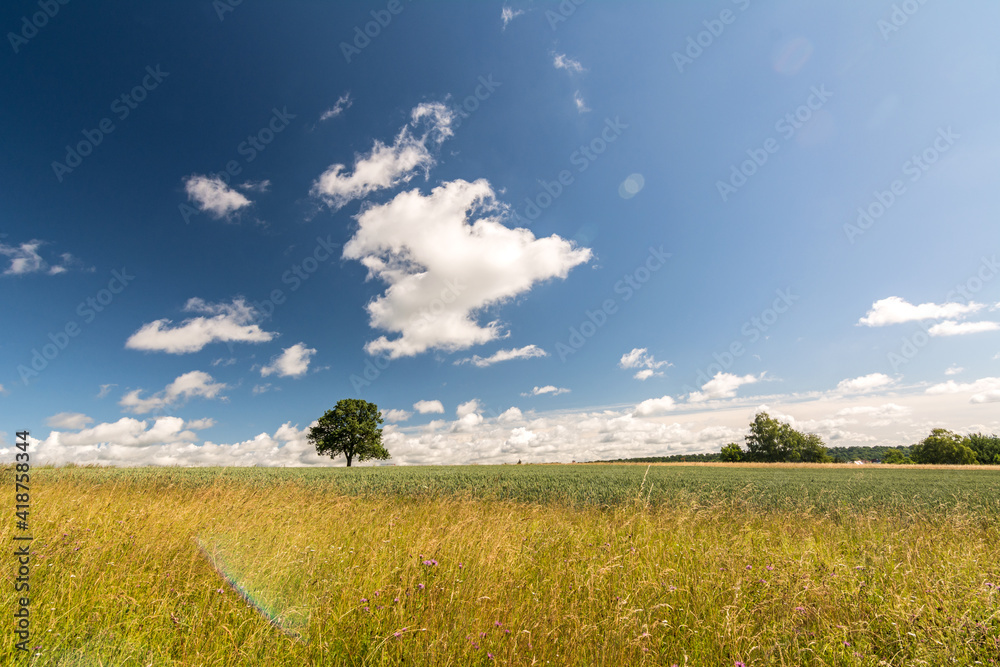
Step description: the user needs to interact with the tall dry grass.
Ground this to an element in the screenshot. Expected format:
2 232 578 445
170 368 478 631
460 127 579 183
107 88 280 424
1 469 998 665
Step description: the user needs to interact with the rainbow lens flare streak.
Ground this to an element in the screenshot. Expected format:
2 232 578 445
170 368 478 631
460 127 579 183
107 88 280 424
195 536 308 643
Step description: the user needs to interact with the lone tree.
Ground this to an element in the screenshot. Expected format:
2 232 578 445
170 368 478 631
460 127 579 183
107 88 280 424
308 398 390 467
743 412 831 463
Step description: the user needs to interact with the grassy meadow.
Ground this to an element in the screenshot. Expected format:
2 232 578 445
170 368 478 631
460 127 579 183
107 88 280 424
3 463 999 666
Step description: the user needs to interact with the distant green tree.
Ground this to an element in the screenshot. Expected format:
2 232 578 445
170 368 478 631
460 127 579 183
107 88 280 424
798 433 833 463
966 432 1000 465
308 398 389 467
882 449 912 465
719 442 743 462
743 412 831 463
744 412 785 462
910 429 977 465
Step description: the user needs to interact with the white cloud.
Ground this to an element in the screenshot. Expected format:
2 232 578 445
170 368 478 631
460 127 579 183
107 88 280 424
945 365 964 376
456 399 482 418
456 345 549 368
260 343 317 378
46 412 93 430
497 407 523 423
183 175 252 219
413 400 445 414
252 383 274 395
343 179 591 358
836 373 894 393
320 92 353 121
553 53 586 73
382 409 412 423
688 372 759 402
501 6 524 29
619 348 671 380
835 403 911 426
0 240 81 276
928 320 1000 336
97 384 117 399
16 376 1000 467
926 377 1000 404
858 296 984 326
119 371 227 415
523 385 570 397
634 396 676 416
125 297 276 354
238 179 271 192
1 240 44 275
17 420 334 467
311 102 455 210
573 91 590 113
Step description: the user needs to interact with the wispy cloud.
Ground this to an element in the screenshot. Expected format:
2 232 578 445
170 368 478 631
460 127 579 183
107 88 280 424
382 408 412 423
125 297 276 354
858 296 984 326
501 6 524 30
311 102 455 210
320 92 353 121
619 348 671 380
553 53 586 73
119 371 227 414
522 385 570 397
456 344 550 368
46 412 94 430
1 239 84 276
688 372 760 402
836 373 895 394
928 320 1000 336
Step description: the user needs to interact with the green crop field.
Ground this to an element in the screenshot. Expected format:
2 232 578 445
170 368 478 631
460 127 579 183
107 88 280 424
3 464 999 666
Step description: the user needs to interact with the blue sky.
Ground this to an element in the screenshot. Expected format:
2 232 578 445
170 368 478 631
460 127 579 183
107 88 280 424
2 0 999 465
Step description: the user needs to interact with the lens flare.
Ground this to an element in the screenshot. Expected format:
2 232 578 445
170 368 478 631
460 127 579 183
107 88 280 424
195 536 309 643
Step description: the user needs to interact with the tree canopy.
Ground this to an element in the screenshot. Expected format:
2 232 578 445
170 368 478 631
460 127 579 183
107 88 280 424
308 398 390 467
910 428 977 465
741 412 831 463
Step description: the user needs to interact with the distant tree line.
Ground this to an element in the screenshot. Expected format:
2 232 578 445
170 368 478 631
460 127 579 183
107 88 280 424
597 413 1000 466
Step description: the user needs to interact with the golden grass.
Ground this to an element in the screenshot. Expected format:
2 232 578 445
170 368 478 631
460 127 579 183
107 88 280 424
2 470 998 665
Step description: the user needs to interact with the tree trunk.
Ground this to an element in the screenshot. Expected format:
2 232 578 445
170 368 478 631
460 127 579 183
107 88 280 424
346 453 353 467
